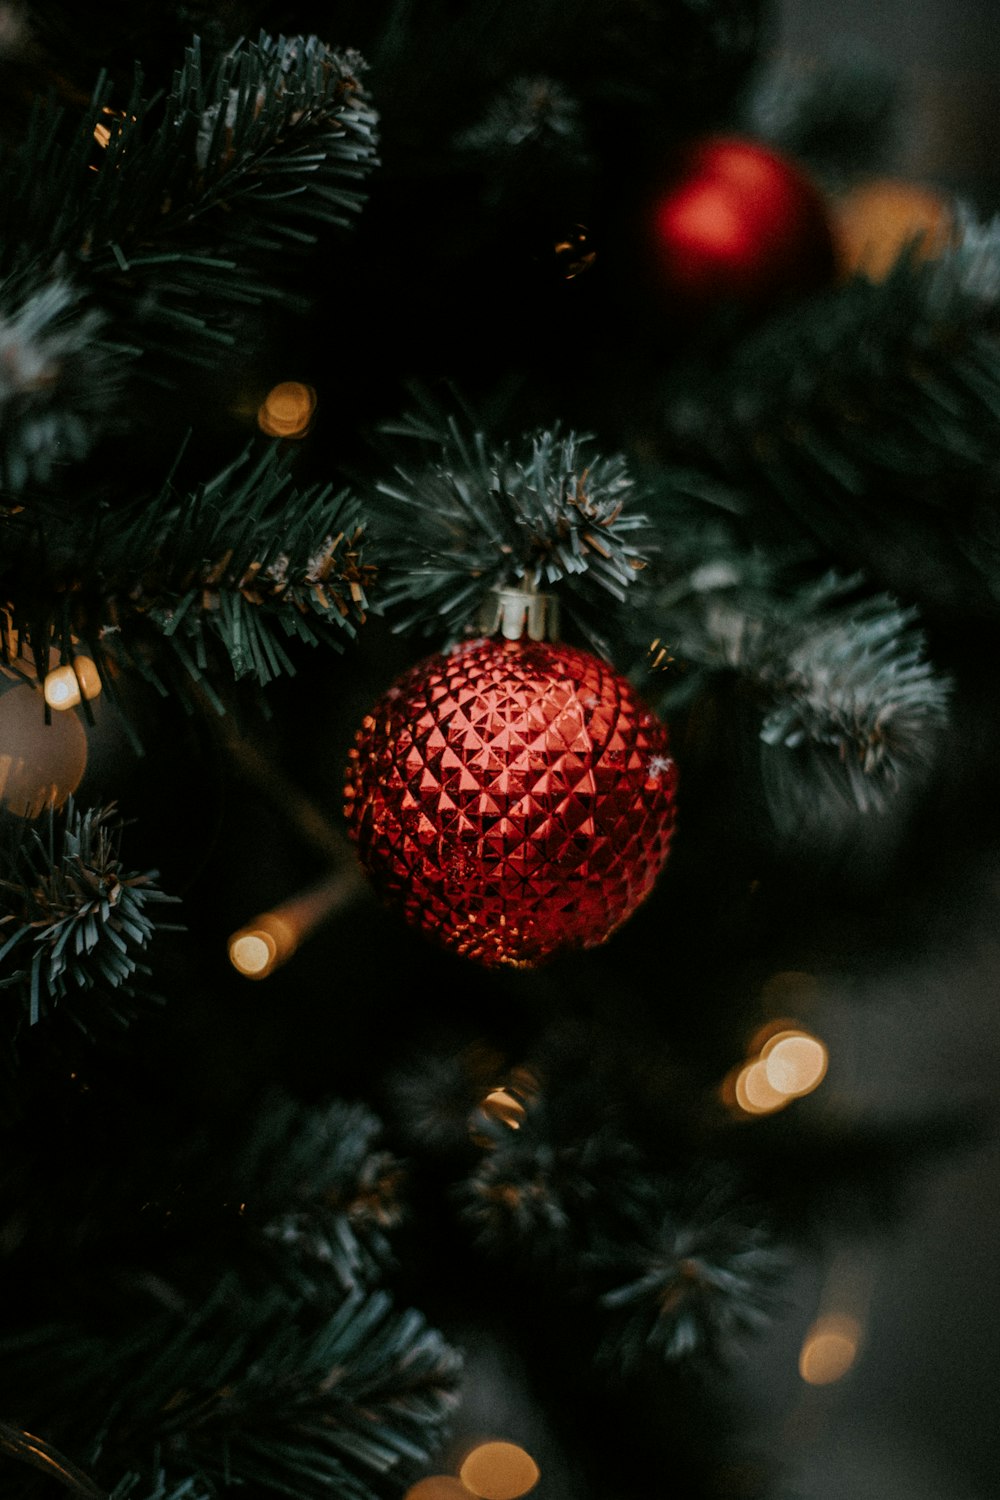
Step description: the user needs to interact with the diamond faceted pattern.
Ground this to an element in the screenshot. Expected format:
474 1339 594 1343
344 637 678 968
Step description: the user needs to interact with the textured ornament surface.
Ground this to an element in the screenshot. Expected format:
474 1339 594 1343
344 638 678 968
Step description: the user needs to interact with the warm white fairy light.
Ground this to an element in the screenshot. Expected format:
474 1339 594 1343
458 1442 540 1500
257 381 316 438
43 664 82 711
480 1088 527 1129
799 1314 862 1385
42 657 103 712
403 1479 468 1500
71 656 103 702
734 1058 787 1116
228 930 280 978
227 870 357 979
762 1031 828 1097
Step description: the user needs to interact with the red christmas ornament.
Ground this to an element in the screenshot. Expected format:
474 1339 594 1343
641 135 836 315
344 634 678 969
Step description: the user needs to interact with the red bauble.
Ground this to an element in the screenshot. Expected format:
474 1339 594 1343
642 135 836 315
344 637 678 969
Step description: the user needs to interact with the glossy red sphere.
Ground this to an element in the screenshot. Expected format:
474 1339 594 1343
645 135 835 313
344 637 678 969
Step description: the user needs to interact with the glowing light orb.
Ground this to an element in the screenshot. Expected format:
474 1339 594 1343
228 930 278 978
459 1443 540 1500
72 656 103 702
404 1479 468 1500
763 1031 828 1098
734 1059 787 1115
257 381 316 438
799 1315 862 1385
43 665 82 711
480 1089 527 1130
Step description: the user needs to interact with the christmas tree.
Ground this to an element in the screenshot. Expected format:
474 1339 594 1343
1 2 997 1498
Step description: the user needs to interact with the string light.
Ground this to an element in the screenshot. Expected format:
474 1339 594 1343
403 1479 468 1500
43 665 81 711
228 869 358 979
479 1089 527 1129
458 1443 540 1500
43 658 102 712
798 1314 862 1385
228 929 281 978
762 1031 828 1097
469 1066 540 1145
725 1020 828 1117
734 1058 787 1115
71 657 103 702
257 381 316 438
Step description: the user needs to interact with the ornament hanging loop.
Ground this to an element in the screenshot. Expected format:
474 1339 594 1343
480 582 560 643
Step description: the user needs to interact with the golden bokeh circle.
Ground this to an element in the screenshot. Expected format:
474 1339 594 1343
459 1442 540 1500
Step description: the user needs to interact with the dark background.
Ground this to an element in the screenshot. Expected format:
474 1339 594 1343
724 5 1000 1496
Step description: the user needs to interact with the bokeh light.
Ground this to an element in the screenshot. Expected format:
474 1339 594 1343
480 1088 527 1129
228 930 279 978
799 1314 862 1385
734 1058 788 1116
43 664 82 711
257 381 316 438
762 1031 828 1098
404 1478 468 1500
72 656 103 702
459 1443 539 1500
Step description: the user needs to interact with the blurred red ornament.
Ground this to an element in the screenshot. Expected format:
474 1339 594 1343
344 636 678 969
642 135 836 314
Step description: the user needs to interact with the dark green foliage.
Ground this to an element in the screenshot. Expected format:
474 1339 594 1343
660 216 1000 613
458 1090 784 1369
636 544 951 832
591 1169 787 1370
0 1277 461 1500
0 801 178 1035
372 404 655 649
743 44 904 183
103 445 373 689
0 280 115 492
1 444 372 703
0 32 377 488
0 1082 461 1500
232 1093 406 1293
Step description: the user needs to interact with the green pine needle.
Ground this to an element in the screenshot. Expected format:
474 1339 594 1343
593 1169 787 1370
372 403 655 645
0 32 378 479
661 211 1000 611
0 801 179 1037
0 280 116 493
0 1276 462 1500
2 444 373 697
646 549 951 829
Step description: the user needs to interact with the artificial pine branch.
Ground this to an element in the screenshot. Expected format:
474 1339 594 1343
0 32 377 489
660 213 1000 611
0 801 178 1037
743 43 903 182
1 444 373 698
0 1275 462 1500
373 402 654 648
591 1167 788 1371
641 554 951 830
458 1090 785 1368
0 280 113 492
